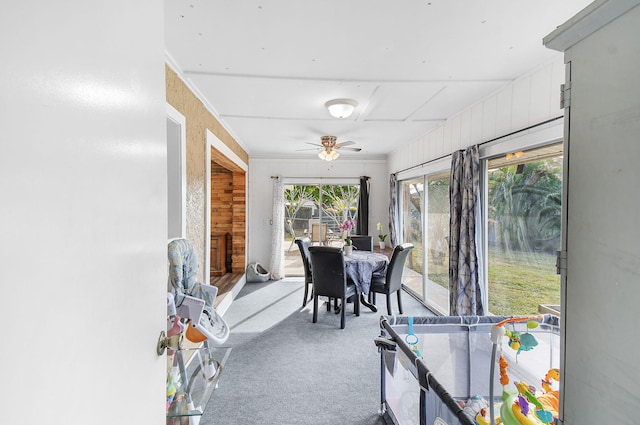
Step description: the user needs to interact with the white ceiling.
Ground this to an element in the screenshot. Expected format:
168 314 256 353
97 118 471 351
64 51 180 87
164 0 591 159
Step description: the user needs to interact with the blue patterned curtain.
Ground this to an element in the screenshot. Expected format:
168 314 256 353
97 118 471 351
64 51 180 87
388 173 399 246
449 145 484 315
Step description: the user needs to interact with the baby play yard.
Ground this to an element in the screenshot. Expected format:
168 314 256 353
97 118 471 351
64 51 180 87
376 315 560 425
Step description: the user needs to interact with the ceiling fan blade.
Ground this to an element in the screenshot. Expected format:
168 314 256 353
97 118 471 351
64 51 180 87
337 141 356 147
339 147 362 152
305 142 323 147
295 148 321 151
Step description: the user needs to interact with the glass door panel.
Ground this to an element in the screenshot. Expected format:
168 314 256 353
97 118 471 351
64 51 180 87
284 184 318 276
401 178 424 300
425 173 450 314
486 143 563 315
284 183 359 276
320 184 360 244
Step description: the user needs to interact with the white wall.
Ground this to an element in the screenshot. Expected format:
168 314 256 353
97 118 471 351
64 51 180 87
388 57 566 173
248 157 388 267
546 2 640 423
0 2 167 425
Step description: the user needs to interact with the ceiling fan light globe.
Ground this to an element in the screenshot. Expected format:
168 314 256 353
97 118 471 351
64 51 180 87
330 150 339 160
325 98 357 119
318 151 327 160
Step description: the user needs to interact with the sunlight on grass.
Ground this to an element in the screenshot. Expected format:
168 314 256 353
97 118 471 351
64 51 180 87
488 246 560 315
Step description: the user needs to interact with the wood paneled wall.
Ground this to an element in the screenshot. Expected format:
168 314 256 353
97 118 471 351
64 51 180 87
211 151 246 274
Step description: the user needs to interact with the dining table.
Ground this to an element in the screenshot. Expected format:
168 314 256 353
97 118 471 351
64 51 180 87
344 250 389 312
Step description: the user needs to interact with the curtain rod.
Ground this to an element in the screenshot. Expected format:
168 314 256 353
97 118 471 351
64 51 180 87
393 116 563 176
271 176 369 180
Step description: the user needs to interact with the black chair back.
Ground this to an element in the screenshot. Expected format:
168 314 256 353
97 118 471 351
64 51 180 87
308 245 359 328
386 243 414 291
294 237 312 283
308 246 347 298
295 237 314 306
350 235 373 251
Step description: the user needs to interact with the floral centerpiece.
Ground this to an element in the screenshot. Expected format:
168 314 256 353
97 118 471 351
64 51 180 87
377 222 388 249
339 219 356 253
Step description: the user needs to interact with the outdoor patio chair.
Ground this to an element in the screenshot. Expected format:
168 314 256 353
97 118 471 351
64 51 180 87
311 223 328 245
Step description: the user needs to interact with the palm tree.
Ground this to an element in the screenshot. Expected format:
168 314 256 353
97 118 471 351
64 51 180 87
488 159 562 254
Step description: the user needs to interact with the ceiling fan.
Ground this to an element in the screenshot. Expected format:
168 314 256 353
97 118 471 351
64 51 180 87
299 135 362 161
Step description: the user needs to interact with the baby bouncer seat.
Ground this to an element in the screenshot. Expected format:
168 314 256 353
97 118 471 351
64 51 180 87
167 238 230 345
166 239 230 423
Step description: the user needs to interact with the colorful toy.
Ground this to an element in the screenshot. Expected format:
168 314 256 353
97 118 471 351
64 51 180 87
541 368 560 393
537 369 560 418
405 316 423 358
462 395 488 418
487 316 558 425
475 409 491 425
166 372 177 411
503 320 539 358
499 355 510 387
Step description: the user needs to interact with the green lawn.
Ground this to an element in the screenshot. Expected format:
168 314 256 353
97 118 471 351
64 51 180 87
416 245 560 316
487 247 560 315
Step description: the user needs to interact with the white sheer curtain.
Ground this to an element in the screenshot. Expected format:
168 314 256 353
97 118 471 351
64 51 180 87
269 176 285 280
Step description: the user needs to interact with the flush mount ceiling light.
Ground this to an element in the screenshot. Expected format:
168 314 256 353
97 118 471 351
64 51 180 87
325 98 358 119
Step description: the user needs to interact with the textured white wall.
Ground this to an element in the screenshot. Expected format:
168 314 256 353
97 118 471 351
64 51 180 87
248 157 388 268
553 4 640 424
0 2 167 424
388 57 566 173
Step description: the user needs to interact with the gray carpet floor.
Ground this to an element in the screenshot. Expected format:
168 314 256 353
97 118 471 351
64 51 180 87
200 277 434 424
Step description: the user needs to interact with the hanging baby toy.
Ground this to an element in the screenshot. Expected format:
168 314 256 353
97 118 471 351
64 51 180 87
483 316 558 425
405 316 423 359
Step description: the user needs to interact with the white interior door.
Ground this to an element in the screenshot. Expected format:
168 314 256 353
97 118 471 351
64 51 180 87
1 2 168 424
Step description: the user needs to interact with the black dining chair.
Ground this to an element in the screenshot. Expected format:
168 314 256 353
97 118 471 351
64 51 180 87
369 243 414 315
308 246 360 329
294 237 313 307
350 235 373 251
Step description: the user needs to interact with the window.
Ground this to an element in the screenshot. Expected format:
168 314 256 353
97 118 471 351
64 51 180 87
396 141 562 317
486 143 563 315
399 170 451 315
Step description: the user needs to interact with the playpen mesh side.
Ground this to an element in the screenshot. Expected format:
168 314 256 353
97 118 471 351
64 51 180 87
379 315 560 425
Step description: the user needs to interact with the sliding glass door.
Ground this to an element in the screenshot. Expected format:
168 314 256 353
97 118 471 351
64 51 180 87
284 182 360 275
425 172 450 314
396 141 562 316
400 178 425 299
486 143 562 315
399 173 451 314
